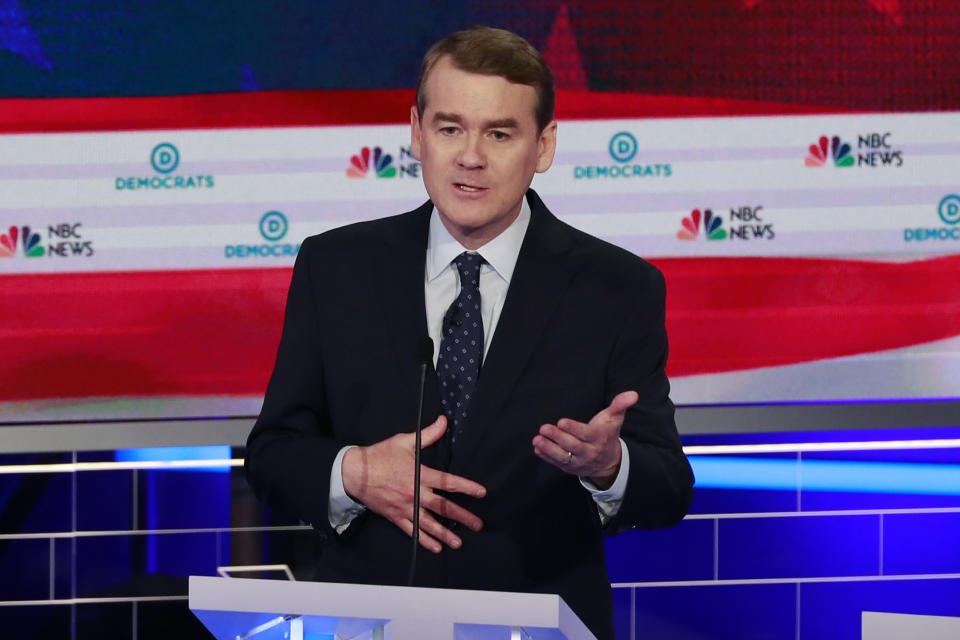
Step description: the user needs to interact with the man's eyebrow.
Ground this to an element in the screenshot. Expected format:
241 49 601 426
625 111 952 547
432 112 464 125
431 113 519 130
484 118 519 129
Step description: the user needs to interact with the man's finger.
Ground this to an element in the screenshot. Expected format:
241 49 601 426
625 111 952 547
416 509 464 549
604 390 639 419
419 415 448 447
532 434 581 473
539 422 587 453
395 517 443 554
551 418 590 442
422 492 483 532
421 466 487 498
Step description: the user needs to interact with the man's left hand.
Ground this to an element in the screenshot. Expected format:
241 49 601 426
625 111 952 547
532 390 639 489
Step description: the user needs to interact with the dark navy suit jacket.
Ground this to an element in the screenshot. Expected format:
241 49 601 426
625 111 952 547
246 190 694 639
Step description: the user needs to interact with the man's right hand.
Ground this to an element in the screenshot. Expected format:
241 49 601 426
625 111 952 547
341 415 486 553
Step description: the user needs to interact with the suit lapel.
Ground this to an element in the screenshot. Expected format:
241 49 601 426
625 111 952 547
372 202 449 466
454 192 577 457
374 203 433 396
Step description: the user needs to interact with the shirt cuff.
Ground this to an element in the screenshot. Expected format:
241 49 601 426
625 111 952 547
328 445 367 532
579 438 630 525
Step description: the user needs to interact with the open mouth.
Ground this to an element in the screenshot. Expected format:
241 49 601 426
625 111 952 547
455 183 486 192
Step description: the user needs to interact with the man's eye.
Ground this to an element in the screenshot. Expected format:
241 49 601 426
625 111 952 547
491 131 509 141
440 126 459 135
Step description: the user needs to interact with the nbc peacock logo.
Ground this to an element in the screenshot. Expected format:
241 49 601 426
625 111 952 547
805 135 854 168
677 209 727 241
347 146 397 178
0 225 44 258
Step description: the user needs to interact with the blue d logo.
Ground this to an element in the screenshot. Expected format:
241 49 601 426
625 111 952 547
151 143 180 174
939 195 960 225
259 211 288 241
609 132 638 163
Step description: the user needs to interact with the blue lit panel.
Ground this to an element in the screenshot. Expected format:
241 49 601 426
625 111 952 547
75 536 134 598
691 457 960 495
801 488 960 512
142 470 230 571
808 447 960 464
606 519 713 583
800 578 960 640
719 515 879 580
688 487 799 516
692 457 799 491
115 446 232 472
632 583 795 640
142 469 231 530
612 587 631 640
883 512 960 575
54 538 72 600
682 426 960 448
800 448 960 511
0 471 72 534
77 469 133 531
147 531 218 578
0 539 50 600
687 452 799 515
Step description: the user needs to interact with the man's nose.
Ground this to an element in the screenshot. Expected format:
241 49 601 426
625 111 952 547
457 134 485 169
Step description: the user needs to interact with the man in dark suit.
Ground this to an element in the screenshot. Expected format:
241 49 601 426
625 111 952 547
246 27 693 640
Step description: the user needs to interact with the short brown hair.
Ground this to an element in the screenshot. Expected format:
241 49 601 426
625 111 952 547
416 26 556 133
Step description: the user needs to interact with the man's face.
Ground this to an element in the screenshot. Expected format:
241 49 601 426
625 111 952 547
411 56 557 249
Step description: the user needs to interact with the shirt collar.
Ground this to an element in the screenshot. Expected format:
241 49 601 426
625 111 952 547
426 195 531 283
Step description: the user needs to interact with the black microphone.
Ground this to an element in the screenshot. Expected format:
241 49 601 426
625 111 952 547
407 336 434 586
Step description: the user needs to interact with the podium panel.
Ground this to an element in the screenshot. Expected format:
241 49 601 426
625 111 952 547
189 576 596 640
861 611 960 640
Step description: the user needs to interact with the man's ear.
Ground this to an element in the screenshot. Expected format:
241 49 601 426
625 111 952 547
535 120 558 173
410 105 423 161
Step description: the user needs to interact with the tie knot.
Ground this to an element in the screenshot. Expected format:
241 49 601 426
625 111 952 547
453 252 484 288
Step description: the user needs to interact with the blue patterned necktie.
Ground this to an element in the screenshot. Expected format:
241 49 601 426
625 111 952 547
437 252 485 442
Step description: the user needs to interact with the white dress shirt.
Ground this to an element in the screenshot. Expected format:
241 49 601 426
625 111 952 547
328 198 630 529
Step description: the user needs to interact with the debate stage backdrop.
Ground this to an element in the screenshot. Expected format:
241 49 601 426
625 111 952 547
2 1 960 422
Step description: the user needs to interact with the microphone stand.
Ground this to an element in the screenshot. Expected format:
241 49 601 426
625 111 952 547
407 338 432 586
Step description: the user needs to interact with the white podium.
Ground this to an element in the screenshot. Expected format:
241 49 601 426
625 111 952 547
189 576 597 640
862 611 960 639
